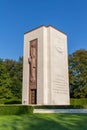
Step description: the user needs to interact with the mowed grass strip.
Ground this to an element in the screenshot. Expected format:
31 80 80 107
0 114 87 130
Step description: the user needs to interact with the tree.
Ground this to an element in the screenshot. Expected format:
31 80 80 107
0 59 13 100
69 49 87 98
0 57 23 104
4 57 23 99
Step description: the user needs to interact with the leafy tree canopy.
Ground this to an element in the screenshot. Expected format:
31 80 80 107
0 57 23 104
69 49 87 98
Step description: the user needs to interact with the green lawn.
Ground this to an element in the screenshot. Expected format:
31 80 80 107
0 114 87 130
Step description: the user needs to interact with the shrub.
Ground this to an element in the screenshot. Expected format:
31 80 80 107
0 105 33 115
0 98 22 105
70 98 87 108
4 99 21 104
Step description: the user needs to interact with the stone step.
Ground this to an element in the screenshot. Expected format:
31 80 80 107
34 109 87 113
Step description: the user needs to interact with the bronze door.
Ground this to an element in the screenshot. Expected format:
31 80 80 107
30 89 37 104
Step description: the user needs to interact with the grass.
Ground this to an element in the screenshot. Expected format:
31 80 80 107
0 114 87 130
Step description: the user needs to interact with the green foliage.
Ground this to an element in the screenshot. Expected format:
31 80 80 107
4 99 21 104
0 105 33 115
0 57 23 104
71 98 87 108
69 49 87 98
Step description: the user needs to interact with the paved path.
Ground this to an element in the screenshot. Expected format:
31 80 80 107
34 109 87 113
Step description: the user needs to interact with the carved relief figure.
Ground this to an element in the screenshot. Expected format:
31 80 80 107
29 42 36 83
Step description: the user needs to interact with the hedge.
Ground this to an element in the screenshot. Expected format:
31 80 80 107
0 105 83 115
0 105 33 115
0 98 87 115
34 105 83 109
0 104 84 115
0 98 22 104
70 98 87 108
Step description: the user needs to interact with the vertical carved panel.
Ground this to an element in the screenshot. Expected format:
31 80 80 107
29 39 37 104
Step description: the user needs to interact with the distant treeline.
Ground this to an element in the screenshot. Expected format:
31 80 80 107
0 49 87 104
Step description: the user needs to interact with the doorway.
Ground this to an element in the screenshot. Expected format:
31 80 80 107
30 89 37 104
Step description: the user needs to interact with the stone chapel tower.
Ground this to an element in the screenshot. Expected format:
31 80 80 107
22 25 70 105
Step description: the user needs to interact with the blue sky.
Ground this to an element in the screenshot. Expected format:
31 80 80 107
0 0 87 60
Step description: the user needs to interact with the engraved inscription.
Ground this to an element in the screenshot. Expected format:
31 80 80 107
53 75 68 95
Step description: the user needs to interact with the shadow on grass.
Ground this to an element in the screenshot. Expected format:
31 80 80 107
0 114 87 130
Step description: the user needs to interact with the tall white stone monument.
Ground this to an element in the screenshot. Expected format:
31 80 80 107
22 25 70 105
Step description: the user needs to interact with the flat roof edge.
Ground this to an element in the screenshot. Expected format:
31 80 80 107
24 25 67 35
